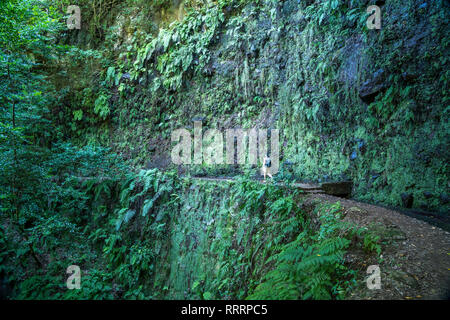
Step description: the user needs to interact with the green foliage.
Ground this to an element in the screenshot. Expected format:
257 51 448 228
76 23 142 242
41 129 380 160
94 93 111 120
45 0 449 212
248 202 356 300
1 0 448 301
363 231 382 256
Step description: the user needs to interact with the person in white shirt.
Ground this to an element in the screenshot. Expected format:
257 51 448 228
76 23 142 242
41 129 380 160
261 156 273 182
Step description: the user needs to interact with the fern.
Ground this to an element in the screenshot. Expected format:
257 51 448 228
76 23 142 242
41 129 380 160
248 203 355 300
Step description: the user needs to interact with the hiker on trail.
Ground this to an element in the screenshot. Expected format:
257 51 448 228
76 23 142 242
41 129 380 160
262 156 273 182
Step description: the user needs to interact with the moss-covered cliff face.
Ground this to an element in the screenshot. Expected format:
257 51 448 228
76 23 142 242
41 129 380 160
60 0 449 212
5 168 448 300
2 0 448 302
9 169 374 300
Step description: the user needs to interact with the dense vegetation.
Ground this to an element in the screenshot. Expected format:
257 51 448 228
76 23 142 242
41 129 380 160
0 0 448 299
45 0 448 212
2 166 383 299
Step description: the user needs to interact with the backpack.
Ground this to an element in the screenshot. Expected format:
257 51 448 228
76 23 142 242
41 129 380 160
265 158 271 168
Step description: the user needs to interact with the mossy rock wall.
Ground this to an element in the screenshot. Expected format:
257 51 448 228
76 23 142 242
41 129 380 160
115 176 303 299
59 0 449 212
90 171 362 300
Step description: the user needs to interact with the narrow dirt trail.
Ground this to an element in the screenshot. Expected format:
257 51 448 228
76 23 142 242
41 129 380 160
311 194 450 300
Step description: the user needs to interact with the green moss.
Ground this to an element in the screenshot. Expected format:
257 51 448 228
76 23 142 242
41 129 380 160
57 0 448 212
